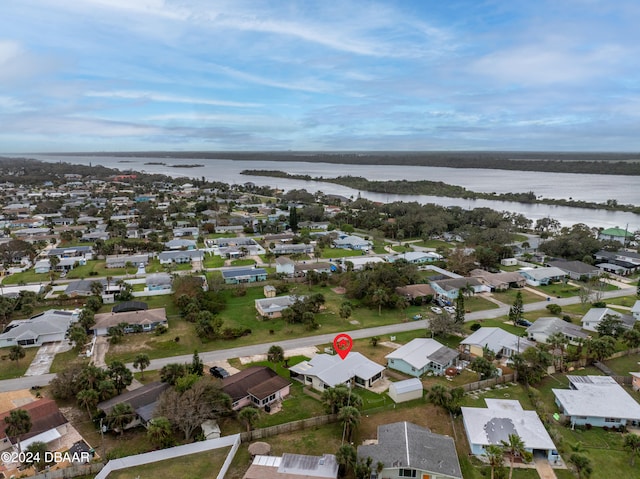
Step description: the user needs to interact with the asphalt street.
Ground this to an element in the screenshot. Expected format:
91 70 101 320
0 287 635 392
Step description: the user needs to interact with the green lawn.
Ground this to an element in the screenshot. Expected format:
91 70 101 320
0 347 39 379
231 259 256 267
535 283 582 298
603 353 640 376
491 288 544 305
415 239 454 249
321 247 365 259
2 269 50 285
204 254 225 268
106 448 231 479
391 244 413 253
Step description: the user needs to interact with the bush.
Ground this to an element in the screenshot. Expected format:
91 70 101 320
155 324 168 335
592 301 607 308
546 303 562 315
562 315 572 322
221 327 252 339
470 323 482 331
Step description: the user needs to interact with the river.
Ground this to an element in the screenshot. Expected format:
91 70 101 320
31 154 640 231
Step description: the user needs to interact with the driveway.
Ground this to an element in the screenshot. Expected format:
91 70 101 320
24 341 72 376
534 456 558 479
91 335 110 368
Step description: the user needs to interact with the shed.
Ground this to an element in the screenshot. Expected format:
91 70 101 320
501 257 518 266
388 378 423 403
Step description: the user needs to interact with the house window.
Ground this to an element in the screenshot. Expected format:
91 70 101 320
399 469 417 477
306 376 312 383
354 376 365 386
605 417 620 423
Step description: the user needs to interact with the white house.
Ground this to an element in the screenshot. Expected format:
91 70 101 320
462 399 559 461
275 256 295 276
385 338 459 377
460 327 535 358
0 310 79 348
289 352 385 392
580 307 635 332
517 267 567 286
526 317 588 344
553 375 640 428
92 308 168 336
255 295 301 319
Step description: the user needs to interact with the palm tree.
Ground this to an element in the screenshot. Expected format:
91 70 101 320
371 288 388 316
267 345 285 365
106 402 135 435
485 445 505 479
338 405 361 443
427 384 449 409
4 409 32 452
133 353 151 379
500 433 531 479
147 417 174 448
547 331 568 371
49 255 60 282
8 344 25 364
569 453 593 479
624 433 640 466
76 389 99 418
90 280 104 297
238 407 260 433
336 444 357 478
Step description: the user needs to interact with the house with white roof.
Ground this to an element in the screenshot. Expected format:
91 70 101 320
552 375 640 428
631 300 640 321
517 267 567 286
289 352 385 392
580 307 635 332
333 235 371 252
255 295 301 319
388 251 442 264
243 453 338 479
275 256 295 276
526 317 588 344
385 338 459 377
460 327 534 358
462 399 559 461
0 310 79 348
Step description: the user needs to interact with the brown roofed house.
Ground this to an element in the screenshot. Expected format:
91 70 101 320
222 366 290 411
92 307 167 336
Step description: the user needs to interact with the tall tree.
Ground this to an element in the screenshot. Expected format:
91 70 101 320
190 350 204 376
238 407 260 433
624 433 640 466
107 360 133 394
147 417 174 448
454 290 465 323
338 405 361 443
8 344 25 364
105 402 135 435
289 206 299 232
4 409 32 452
77 389 100 418
133 353 150 379
371 288 388 316
508 291 524 326
336 444 357 478
322 385 363 414
569 453 593 479
500 433 531 479
267 345 285 365
485 444 505 479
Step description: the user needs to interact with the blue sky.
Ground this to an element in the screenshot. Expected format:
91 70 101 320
1 0 639 152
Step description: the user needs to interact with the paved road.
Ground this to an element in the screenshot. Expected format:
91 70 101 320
0 287 635 392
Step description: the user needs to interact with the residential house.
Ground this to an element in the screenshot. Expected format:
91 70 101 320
222 267 268 284
580 307 635 332
146 272 172 291
255 295 300 319
173 226 199 238
0 398 69 454
385 338 459 377
105 254 150 269
388 251 443 264
517 267 567 286
97 382 170 430
47 245 94 260
462 399 558 461
158 249 204 264
460 327 534 358
92 308 168 336
469 269 527 291
526 317 588 344
271 243 314 255
632 300 640 321
358 422 462 479
275 256 295 276
289 352 385 392
65 278 118 297
165 238 197 250
429 277 487 303
263 285 276 298
594 250 640 275
395 284 435 304
546 260 601 280
598 227 634 244
631 372 640 392
0 310 79 348
243 453 338 479
294 262 332 277
552 375 640 428
340 256 385 270
35 256 87 273
388 378 424 404
333 235 371 252
222 366 291 411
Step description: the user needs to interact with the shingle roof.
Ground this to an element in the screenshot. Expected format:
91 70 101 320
97 381 169 415
93 308 167 331
461 327 535 354
526 317 588 340
222 366 289 402
0 398 67 442
357 422 462 479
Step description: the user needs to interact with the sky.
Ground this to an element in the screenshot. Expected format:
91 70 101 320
1 0 640 153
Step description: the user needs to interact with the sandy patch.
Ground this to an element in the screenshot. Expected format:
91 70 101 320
238 346 319 365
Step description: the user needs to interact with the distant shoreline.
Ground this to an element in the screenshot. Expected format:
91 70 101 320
39 150 640 176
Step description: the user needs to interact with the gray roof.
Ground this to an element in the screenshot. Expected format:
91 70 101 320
389 378 423 394
461 327 535 354
158 249 203 261
517 266 567 281
289 352 384 386
358 422 462 479
547 260 600 275
0 310 77 343
222 267 267 279
279 453 339 478
526 317 588 340
386 338 458 369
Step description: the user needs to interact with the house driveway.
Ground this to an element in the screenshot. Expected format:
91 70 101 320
534 457 558 479
25 341 72 376
92 335 109 368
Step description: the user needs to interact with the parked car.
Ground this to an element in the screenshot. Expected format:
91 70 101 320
430 306 443 314
516 319 532 327
209 366 229 378
444 306 456 314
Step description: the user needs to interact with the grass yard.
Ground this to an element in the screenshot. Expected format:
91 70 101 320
204 254 225 268
416 239 454 249
466 317 528 336
535 283 582 299
2 269 50 285
106 448 231 479
0 347 39 379
231 259 256 267
603 353 640 376
605 296 640 308
391 244 413 253
491 288 543 305
320 247 364 259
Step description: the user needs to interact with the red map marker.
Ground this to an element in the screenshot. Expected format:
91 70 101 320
333 333 353 360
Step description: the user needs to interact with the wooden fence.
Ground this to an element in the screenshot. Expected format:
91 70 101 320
461 373 517 393
240 414 338 442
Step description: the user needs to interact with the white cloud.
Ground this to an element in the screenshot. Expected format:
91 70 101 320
85 90 262 108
